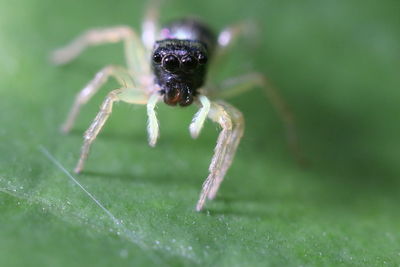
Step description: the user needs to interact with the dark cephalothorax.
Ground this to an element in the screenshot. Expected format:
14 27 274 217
151 18 217 107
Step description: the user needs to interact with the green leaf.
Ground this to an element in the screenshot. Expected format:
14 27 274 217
1 0 400 266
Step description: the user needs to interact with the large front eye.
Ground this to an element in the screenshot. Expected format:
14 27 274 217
181 55 197 71
163 55 180 72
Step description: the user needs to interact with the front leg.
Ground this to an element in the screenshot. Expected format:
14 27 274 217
146 93 160 147
189 95 211 139
196 101 244 211
209 73 304 165
207 103 245 200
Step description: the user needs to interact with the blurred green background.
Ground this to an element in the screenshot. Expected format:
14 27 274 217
1 0 400 266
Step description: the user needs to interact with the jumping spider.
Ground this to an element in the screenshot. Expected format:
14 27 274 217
51 5 298 211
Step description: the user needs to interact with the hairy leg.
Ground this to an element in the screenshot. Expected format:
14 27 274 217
208 21 256 78
217 22 254 50
196 101 244 211
51 26 148 75
146 93 160 147
141 0 160 50
207 103 244 200
74 88 147 173
210 72 304 165
189 95 211 139
61 65 135 133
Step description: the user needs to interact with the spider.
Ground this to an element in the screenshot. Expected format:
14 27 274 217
51 4 299 211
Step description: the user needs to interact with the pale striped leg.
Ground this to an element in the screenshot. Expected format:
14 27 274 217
207 103 244 200
74 88 147 173
211 72 304 165
141 0 160 50
196 101 244 211
208 21 255 80
217 22 251 49
61 65 134 133
189 95 211 139
146 93 160 147
51 26 147 74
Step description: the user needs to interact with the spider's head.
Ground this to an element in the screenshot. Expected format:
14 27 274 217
151 39 209 107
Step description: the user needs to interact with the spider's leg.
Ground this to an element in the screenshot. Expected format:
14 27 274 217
146 93 160 147
217 22 251 51
210 72 304 165
61 65 135 133
74 88 147 173
196 101 244 211
189 95 211 139
141 0 160 50
51 26 148 75
208 22 255 77
207 103 244 200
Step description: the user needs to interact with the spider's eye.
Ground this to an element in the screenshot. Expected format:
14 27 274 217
197 53 208 64
152 52 162 64
181 55 197 71
163 55 180 72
